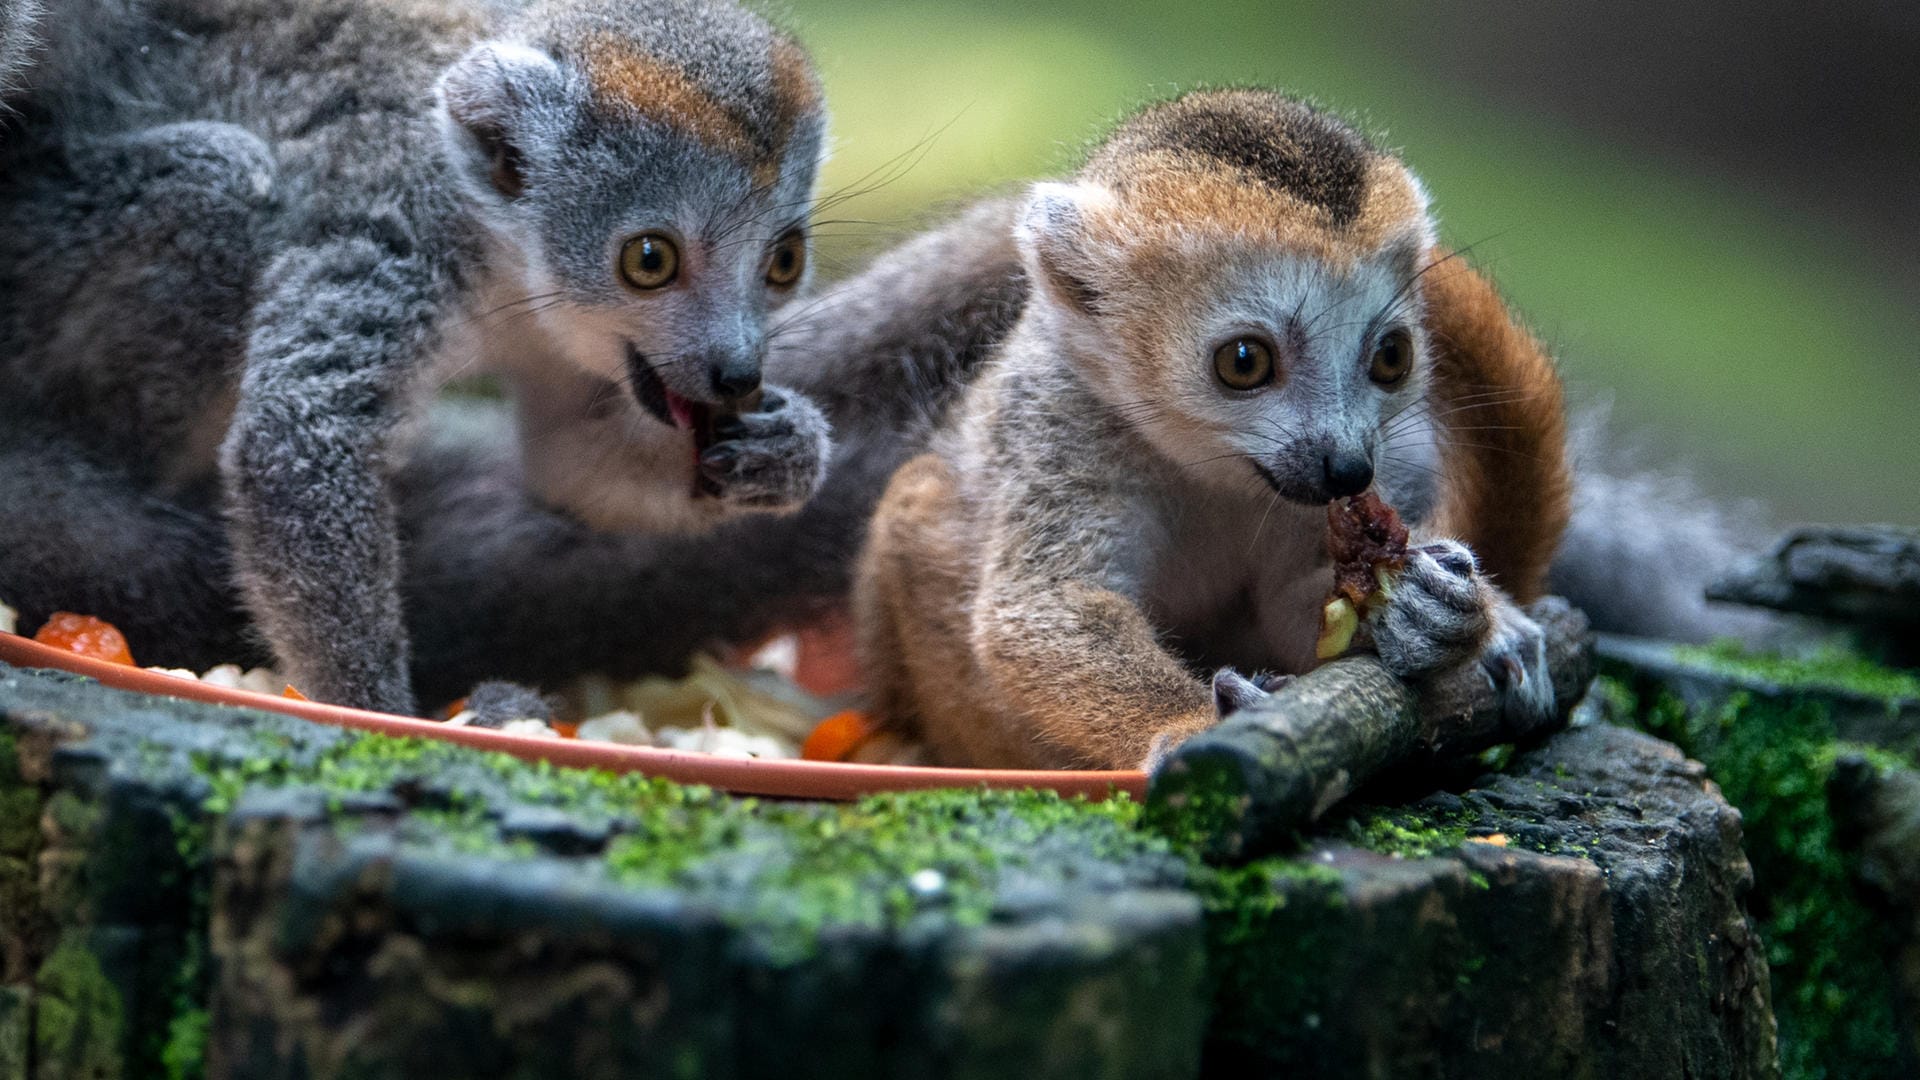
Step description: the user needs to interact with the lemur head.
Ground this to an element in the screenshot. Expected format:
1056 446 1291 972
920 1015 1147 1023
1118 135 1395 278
435 0 824 428
1017 89 1436 506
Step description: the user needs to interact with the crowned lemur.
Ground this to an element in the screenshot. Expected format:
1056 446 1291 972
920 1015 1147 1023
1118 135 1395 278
0 0 839 712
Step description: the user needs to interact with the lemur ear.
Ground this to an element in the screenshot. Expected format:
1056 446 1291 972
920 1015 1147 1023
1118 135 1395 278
437 42 562 201
1016 182 1113 315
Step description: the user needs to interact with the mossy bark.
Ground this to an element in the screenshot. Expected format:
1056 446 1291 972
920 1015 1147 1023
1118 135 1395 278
1602 636 1918 1080
2 662 1775 1078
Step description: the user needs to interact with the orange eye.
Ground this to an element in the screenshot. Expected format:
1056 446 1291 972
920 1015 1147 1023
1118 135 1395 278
766 229 806 287
1213 337 1275 390
1370 328 1413 385
619 233 679 290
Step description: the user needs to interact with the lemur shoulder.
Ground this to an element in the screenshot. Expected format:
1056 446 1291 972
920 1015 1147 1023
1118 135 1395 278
855 89 1572 770
0 0 832 711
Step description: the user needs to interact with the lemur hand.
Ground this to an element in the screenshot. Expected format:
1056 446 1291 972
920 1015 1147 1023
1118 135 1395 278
696 386 831 512
1372 539 1554 731
1136 670 1294 772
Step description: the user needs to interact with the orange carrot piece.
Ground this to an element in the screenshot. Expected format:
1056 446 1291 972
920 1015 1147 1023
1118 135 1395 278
802 709 878 762
32 613 135 666
281 685 309 701
552 721 581 740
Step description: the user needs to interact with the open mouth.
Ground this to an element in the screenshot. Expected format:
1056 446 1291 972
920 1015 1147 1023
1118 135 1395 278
626 344 716 451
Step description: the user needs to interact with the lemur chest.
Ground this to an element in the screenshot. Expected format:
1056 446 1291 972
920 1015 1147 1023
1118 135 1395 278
1138 495 1332 677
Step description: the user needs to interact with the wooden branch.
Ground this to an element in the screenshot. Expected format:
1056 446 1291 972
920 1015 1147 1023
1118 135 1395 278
1147 597 1595 861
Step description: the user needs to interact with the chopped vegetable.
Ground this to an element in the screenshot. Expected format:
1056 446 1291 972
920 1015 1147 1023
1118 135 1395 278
281 685 308 701
1315 597 1360 660
32 612 135 666
802 709 879 762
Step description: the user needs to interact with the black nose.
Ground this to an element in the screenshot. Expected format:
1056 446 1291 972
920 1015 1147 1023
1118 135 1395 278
708 360 762 401
1322 452 1374 498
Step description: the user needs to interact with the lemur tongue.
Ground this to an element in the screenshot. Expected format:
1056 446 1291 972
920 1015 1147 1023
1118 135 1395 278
665 390 697 431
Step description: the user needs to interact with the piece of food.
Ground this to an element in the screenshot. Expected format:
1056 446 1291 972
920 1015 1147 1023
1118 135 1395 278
32 612 135 666
1317 491 1411 660
575 710 649 746
0 601 18 636
802 709 879 762
281 684 309 701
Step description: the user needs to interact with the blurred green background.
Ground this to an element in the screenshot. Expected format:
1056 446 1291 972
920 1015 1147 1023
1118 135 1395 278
777 0 1919 526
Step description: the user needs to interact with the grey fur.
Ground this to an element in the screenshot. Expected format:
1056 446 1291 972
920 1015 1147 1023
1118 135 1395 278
1547 405 1781 642
0 0 39 101
396 198 1028 704
462 679 554 728
0 0 830 711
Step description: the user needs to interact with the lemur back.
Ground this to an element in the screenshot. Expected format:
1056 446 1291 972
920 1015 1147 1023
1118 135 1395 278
855 90 1573 770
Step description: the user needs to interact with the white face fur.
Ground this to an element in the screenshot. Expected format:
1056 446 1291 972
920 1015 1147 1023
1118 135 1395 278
1022 183 1433 508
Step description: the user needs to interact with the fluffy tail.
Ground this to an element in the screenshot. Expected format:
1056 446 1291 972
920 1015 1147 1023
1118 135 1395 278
1547 406 1782 642
1421 257 1573 604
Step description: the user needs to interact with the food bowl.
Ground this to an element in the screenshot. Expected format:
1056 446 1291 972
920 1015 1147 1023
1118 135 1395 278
0 632 1147 801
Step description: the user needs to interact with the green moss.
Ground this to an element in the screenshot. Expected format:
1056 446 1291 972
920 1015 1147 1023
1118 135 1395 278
1343 810 1471 859
603 786 1158 963
160 1008 208 1080
1141 756 1251 853
175 728 1172 964
1676 641 1920 702
1614 661 1910 1080
1188 852 1346 1069
34 933 125 1080
0 727 46 963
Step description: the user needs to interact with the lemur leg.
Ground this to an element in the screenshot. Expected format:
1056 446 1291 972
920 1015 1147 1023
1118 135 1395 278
221 233 457 714
0 121 268 664
0 413 255 668
859 455 1214 771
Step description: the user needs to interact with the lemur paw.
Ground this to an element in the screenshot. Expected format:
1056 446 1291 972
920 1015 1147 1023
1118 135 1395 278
696 387 831 511
1211 668 1294 719
1371 539 1494 677
1475 602 1556 736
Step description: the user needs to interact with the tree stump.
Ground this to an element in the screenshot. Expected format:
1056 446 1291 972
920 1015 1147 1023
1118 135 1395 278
0 662 1774 1078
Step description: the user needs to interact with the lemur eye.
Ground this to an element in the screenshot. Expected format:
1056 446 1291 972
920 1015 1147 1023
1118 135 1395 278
1369 328 1413 385
1213 337 1275 391
619 233 680 290
766 229 806 288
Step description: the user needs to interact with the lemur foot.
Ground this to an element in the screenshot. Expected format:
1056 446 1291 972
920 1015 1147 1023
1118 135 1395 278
696 386 830 511
1467 600 1556 736
1371 539 1495 676
1211 668 1295 718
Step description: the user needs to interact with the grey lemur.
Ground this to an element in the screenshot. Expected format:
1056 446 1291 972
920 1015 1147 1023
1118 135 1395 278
0 0 834 711
855 89 1575 770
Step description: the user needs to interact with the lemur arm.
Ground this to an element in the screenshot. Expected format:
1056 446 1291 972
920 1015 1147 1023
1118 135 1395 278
1420 257 1572 603
968 485 1213 771
221 230 462 713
